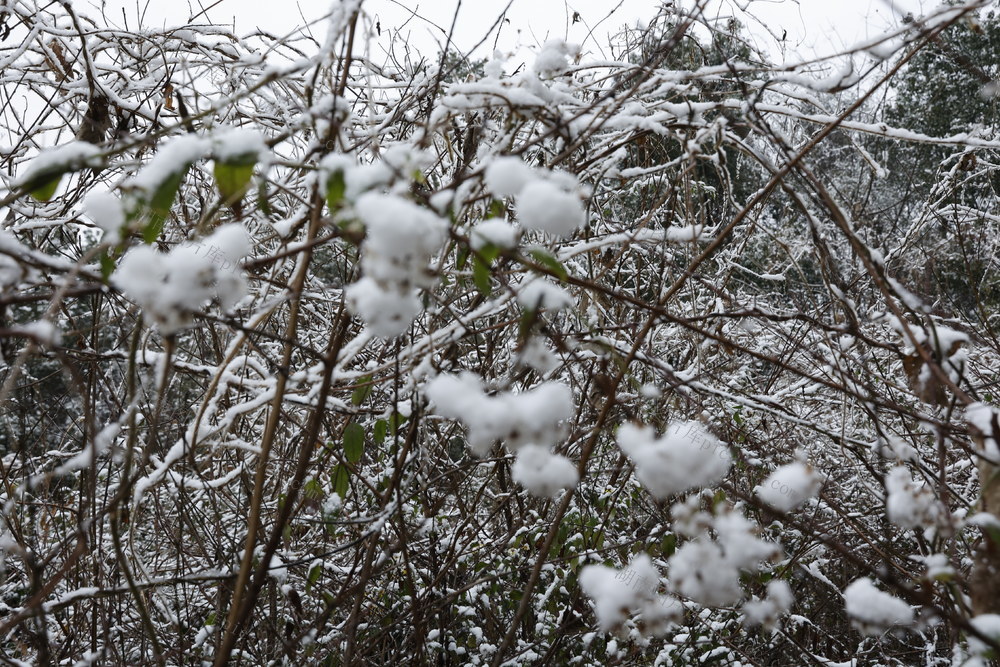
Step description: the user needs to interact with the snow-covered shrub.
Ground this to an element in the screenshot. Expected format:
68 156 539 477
1 1 999 665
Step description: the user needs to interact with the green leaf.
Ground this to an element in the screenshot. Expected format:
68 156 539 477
351 375 373 406
28 175 62 202
478 243 501 264
528 248 568 282
660 533 677 558
389 412 407 437
257 179 272 216
373 419 388 445
456 245 469 271
332 464 350 497
473 255 491 296
213 161 255 205
142 168 188 243
325 168 347 212
307 563 323 592
99 251 116 281
343 422 364 464
304 477 324 500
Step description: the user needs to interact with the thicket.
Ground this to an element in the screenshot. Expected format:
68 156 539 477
1 1 1000 665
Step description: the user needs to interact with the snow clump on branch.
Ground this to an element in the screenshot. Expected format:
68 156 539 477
112 224 251 334
426 373 577 496
755 461 823 512
345 192 446 337
843 577 914 635
579 553 681 634
616 420 731 499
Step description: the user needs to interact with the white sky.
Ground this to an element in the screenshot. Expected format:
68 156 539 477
88 0 941 64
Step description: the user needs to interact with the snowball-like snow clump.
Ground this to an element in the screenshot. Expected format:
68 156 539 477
516 180 585 238
484 156 533 198
755 462 822 511
345 193 446 337
212 127 268 162
516 279 574 311
16 141 102 189
967 402 1000 463
742 580 794 629
885 467 941 530
0 232 27 290
511 444 578 497
84 191 126 244
669 510 779 606
843 578 913 634
579 553 681 633
969 614 1000 658
132 135 210 193
345 278 421 337
112 224 251 334
425 372 573 456
471 219 518 250
617 421 730 499
516 337 558 374
533 39 579 76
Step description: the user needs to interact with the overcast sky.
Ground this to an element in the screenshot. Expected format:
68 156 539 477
91 0 941 64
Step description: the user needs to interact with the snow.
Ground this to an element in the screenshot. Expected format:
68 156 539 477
55 423 119 474
484 156 533 198
15 142 102 188
0 251 22 290
353 192 446 286
616 421 731 499
425 373 573 456
516 337 558 374
885 467 941 530
667 507 780 607
13 320 59 346
516 181 586 238
969 614 1000 658
755 462 822 512
668 537 742 606
344 278 422 338
967 403 1000 463
510 444 578 497
533 40 578 77
112 224 251 334
83 191 126 244
132 135 210 193
345 192 447 336
742 580 794 628
579 553 680 633
212 127 268 162
471 219 518 250
843 578 914 634
516 279 574 311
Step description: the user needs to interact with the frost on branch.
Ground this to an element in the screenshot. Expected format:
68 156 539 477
616 421 731 498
